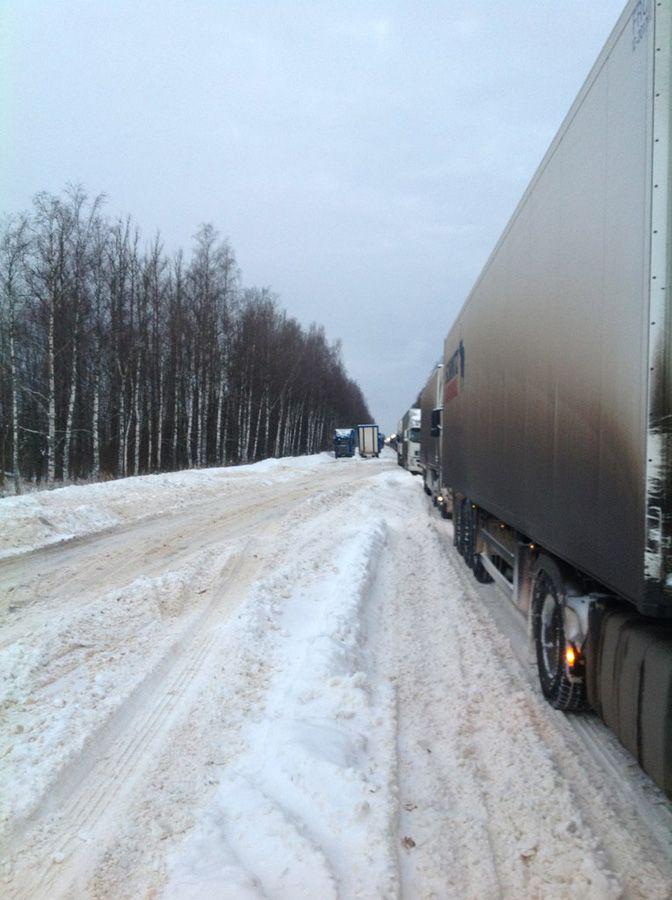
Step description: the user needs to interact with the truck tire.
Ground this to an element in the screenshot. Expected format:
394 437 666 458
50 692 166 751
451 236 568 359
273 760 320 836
531 557 587 711
464 502 491 582
457 500 493 583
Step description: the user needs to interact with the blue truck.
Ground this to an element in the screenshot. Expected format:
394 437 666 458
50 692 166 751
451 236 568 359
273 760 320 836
333 428 357 458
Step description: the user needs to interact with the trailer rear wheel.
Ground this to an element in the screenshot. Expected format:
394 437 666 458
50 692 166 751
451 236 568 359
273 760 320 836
456 500 493 583
532 559 587 711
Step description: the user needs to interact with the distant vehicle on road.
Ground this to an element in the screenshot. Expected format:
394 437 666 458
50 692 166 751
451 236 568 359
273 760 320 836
419 363 447 513
397 408 421 474
333 428 356 458
357 424 380 458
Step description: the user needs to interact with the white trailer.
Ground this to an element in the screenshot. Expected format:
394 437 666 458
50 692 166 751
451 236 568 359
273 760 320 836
437 0 672 798
357 424 380 458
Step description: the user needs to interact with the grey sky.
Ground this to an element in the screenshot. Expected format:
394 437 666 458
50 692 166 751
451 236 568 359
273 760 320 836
2 0 625 433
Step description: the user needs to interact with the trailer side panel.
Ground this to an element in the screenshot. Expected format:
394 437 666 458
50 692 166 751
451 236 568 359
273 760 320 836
442 0 657 609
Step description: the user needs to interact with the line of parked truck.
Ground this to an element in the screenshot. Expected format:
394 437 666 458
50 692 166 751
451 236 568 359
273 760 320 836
394 408 422 475
398 0 672 799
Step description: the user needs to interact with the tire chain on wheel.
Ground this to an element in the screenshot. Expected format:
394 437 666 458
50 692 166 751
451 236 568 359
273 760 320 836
531 569 588 711
458 500 492 583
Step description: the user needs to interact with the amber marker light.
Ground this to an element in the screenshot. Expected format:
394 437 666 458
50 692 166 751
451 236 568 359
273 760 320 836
565 645 577 667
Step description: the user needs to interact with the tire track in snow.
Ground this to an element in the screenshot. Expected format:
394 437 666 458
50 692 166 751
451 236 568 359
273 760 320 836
374 518 503 898
374 486 623 899
427 511 672 900
456 536 672 876
163 475 400 899
12 460 388 897
2 538 269 899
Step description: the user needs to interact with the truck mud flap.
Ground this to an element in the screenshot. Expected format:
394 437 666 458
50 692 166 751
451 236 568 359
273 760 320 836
613 625 660 761
640 636 672 797
588 605 672 798
587 607 639 723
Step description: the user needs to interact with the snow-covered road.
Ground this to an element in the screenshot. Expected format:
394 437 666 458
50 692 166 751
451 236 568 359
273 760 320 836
1 454 671 899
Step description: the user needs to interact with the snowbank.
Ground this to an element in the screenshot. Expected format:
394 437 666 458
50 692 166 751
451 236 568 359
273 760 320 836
165 479 399 898
0 544 238 828
0 454 332 559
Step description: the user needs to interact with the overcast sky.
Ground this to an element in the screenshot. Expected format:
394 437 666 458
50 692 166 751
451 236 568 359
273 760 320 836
1 0 626 432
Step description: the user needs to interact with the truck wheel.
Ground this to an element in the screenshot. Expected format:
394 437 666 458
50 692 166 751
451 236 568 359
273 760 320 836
465 503 492 583
531 559 587 711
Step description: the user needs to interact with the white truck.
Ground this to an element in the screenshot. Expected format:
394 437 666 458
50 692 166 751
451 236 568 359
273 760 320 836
357 424 380 458
400 408 421 474
419 364 444 502
433 0 672 798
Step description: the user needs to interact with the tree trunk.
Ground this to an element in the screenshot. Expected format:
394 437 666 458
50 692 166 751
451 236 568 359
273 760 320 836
133 354 141 475
118 375 126 477
123 400 133 476
215 373 226 463
9 309 20 494
282 404 293 457
236 385 244 461
172 366 180 468
199 373 209 465
157 362 164 472
147 390 153 473
251 389 264 460
274 396 284 457
263 389 270 458
62 308 79 481
46 301 56 482
193 363 201 467
221 396 229 465
186 366 195 468
91 366 100 480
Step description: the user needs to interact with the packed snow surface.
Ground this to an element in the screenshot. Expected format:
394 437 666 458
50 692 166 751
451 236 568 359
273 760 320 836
1 453 671 898
0 453 332 559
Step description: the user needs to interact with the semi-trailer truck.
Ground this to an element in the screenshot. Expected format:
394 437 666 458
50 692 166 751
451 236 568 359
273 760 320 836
399 408 422 474
333 428 356 458
395 419 404 466
419 364 444 504
357 424 380 458
435 0 672 798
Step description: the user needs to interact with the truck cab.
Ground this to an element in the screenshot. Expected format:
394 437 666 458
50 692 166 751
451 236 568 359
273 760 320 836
333 428 356 458
401 408 422 474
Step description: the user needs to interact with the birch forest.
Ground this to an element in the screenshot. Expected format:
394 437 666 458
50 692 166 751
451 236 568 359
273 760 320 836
0 187 372 494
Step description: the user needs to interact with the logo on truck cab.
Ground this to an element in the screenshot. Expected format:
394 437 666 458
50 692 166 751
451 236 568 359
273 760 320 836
444 340 464 404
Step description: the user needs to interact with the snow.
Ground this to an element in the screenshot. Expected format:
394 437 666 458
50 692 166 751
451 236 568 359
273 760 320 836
0 545 236 827
0 453 332 559
1 454 671 898
166 513 395 899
